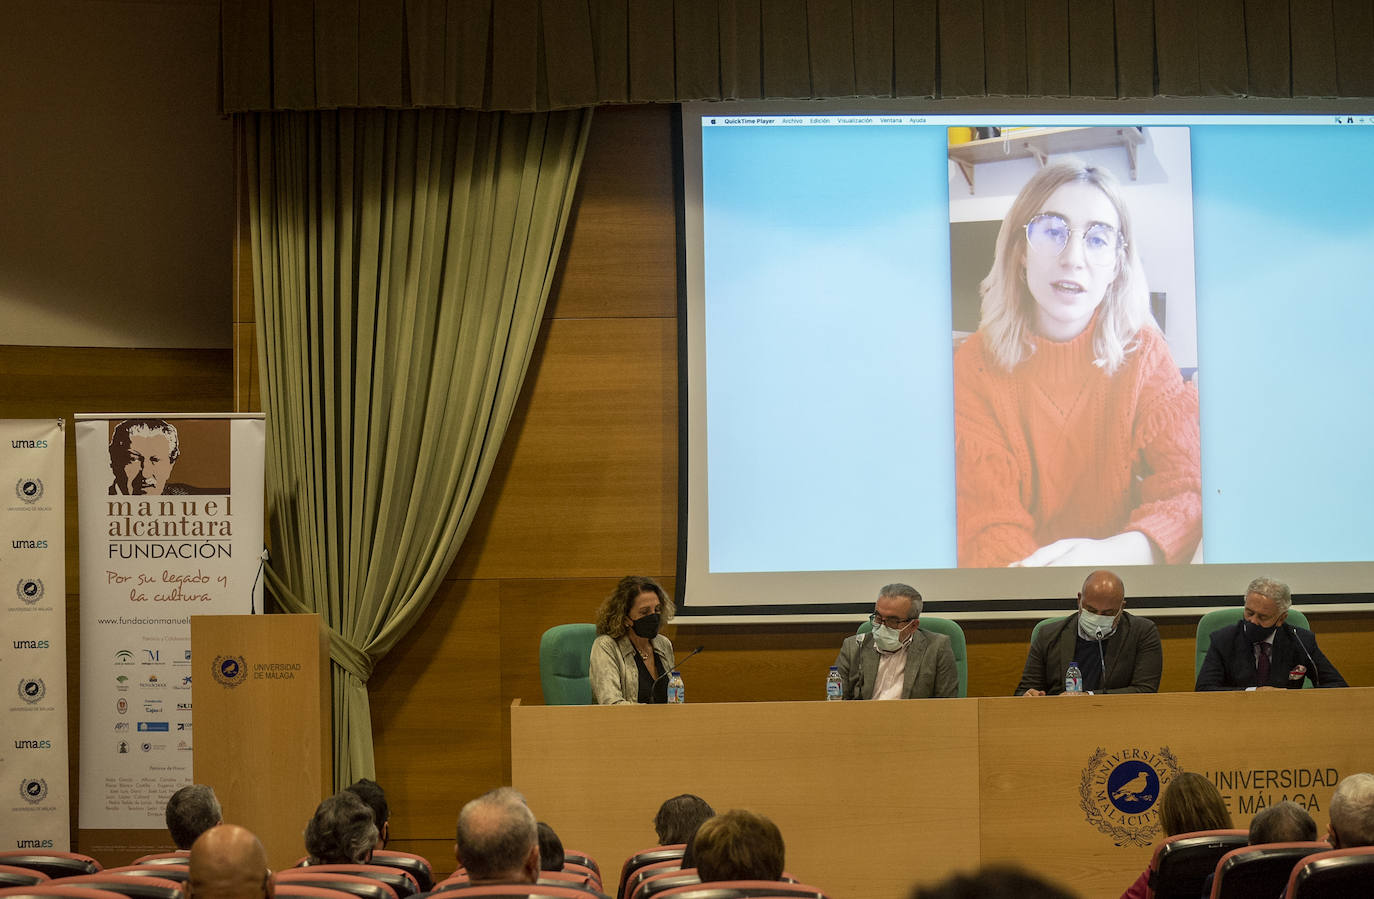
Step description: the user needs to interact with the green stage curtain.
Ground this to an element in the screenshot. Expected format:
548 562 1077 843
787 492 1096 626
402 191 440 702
221 0 1374 113
244 107 591 784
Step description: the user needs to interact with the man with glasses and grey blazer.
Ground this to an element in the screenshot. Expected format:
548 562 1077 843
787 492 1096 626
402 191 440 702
834 583 958 700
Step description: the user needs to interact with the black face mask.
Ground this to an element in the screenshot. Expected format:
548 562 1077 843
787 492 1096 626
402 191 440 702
631 613 661 640
1243 619 1279 643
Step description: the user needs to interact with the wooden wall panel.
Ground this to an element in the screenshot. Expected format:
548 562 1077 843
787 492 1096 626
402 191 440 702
545 105 678 320
368 579 504 839
451 316 678 581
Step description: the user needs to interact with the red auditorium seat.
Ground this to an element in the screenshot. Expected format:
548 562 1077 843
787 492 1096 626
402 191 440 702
1284 845 1374 898
275 870 400 899
1144 829 1248 899
287 864 418 898
129 854 189 867
0 886 119 899
0 869 50 889
0 854 102 880
1208 841 1329 898
615 846 685 899
651 881 828 899
53 873 183 899
370 850 435 892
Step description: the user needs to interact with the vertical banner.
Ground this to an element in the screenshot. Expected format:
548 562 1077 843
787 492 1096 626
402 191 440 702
0 419 68 850
75 414 265 830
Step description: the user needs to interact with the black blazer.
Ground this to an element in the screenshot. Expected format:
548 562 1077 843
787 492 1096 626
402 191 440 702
1014 611 1162 696
1195 621 1347 690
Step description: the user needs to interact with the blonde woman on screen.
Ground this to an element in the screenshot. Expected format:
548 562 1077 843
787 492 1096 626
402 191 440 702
953 161 1201 568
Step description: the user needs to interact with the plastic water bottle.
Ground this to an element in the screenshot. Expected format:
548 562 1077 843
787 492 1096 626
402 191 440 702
667 670 685 704
826 666 843 700
1065 662 1084 694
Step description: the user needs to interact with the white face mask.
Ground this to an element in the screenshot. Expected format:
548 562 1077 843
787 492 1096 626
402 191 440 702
872 624 905 652
1078 608 1118 641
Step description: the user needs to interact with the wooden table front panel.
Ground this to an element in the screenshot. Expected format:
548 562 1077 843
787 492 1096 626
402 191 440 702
511 699 980 899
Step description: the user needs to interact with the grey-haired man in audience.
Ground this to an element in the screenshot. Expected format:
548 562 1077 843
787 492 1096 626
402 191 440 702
305 791 377 865
167 784 223 850
455 787 540 885
1328 773 1374 848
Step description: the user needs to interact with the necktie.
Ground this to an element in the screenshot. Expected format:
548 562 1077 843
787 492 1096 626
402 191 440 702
1256 642 1271 686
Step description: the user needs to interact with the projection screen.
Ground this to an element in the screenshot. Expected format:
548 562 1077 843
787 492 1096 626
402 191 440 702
679 101 1374 618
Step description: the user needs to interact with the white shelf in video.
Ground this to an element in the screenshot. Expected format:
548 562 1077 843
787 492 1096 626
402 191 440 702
948 126 1145 194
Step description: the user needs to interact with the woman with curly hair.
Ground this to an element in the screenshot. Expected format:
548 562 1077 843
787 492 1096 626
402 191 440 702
589 575 677 704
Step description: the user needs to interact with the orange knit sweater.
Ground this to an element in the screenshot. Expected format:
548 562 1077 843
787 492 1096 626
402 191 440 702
953 322 1202 567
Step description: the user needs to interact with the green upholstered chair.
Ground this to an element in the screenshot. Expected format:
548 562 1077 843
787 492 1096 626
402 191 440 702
855 615 969 697
1194 607 1311 683
1030 615 1069 646
539 623 598 705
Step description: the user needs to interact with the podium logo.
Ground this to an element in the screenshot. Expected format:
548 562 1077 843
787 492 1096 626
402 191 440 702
17 677 46 704
16 578 44 605
14 477 43 504
212 655 247 688
117 698 128 714
1080 746 1182 846
115 649 134 664
19 778 48 804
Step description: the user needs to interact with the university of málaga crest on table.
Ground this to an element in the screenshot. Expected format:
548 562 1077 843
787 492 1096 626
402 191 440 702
1080 746 1183 845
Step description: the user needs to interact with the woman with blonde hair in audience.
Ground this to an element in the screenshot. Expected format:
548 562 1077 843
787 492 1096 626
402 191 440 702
1121 772 1232 898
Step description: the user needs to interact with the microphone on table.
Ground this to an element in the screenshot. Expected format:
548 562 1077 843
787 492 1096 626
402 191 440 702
652 645 706 689
1286 622 1321 686
249 548 269 614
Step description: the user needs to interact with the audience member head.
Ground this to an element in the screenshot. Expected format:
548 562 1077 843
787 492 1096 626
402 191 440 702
536 822 564 872
305 790 378 865
910 866 1078 899
1248 800 1317 844
594 576 675 639
454 787 539 884
1328 772 1374 848
167 784 223 850
653 794 716 845
346 779 390 849
1158 772 1233 837
187 824 272 899
692 809 785 883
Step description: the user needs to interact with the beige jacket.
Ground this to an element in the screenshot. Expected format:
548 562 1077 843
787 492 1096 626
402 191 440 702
590 633 676 704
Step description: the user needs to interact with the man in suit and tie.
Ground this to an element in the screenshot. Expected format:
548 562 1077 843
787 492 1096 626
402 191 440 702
1195 576 1347 690
1015 569 1162 696
835 583 958 699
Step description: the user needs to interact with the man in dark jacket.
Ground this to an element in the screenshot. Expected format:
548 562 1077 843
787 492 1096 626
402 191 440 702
1196 576 1346 690
1015 569 1161 696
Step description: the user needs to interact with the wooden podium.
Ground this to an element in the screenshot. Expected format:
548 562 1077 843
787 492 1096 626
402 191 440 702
512 689 1374 899
192 613 331 870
